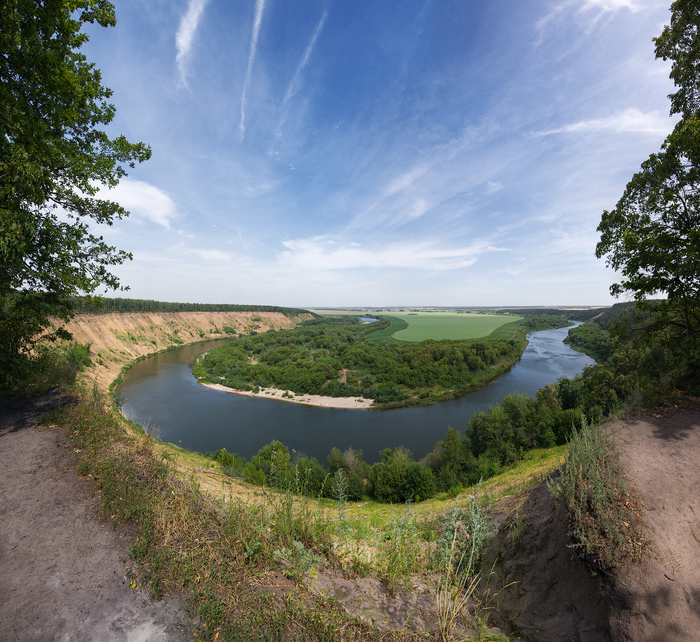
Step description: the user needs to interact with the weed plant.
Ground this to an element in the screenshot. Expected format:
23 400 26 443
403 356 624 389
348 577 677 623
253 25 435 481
548 417 646 571
434 492 489 640
377 505 425 595
36 368 515 639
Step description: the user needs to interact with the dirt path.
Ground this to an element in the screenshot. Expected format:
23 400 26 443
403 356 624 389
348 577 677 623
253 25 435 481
483 409 700 641
0 392 192 642
608 410 700 641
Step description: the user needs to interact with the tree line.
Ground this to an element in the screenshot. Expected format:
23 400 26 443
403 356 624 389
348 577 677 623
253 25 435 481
70 297 314 317
495 308 605 321
194 314 570 406
206 300 696 504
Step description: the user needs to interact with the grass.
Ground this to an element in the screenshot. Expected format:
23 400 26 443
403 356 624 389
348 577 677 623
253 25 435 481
17 344 572 640
36 376 548 639
485 319 524 341
548 417 647 572
384 312 523 342
365 316 409 344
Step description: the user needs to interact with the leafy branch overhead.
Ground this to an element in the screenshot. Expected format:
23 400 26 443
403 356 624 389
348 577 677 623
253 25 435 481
596 0 700 350
0 0 150 387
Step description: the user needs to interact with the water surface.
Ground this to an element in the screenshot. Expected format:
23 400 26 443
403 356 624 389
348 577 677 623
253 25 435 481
117 325 594 464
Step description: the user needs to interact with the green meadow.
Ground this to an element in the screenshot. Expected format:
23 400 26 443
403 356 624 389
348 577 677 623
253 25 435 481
387 312 523 341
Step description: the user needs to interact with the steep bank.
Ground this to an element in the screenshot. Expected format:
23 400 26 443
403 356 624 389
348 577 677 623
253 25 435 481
482 410 700 641
53 311 311 390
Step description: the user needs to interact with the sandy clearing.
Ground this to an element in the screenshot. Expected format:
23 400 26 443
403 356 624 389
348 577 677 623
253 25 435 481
202 382 375 409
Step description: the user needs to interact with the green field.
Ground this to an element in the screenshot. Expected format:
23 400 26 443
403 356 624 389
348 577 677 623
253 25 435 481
384 312 523 341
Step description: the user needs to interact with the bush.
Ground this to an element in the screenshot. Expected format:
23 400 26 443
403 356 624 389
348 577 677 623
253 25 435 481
548 417 646 571
368 447 436 503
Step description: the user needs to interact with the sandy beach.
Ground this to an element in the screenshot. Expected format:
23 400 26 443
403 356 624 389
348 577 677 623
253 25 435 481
202 382 375 409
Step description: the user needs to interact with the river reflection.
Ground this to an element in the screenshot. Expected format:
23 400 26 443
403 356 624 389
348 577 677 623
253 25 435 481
117 325 594 464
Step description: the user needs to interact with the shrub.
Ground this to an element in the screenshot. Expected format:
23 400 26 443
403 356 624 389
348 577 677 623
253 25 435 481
548 417 646 571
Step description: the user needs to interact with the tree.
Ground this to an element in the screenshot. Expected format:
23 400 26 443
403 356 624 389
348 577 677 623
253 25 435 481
654 0 700 119
596 2 700 354
0 0 150 386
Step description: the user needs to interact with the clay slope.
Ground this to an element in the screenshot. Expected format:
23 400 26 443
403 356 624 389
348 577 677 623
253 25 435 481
53 311 309 390
482 410 700 642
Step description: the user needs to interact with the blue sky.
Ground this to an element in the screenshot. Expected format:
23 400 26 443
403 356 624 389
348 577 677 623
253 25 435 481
84 0 677 308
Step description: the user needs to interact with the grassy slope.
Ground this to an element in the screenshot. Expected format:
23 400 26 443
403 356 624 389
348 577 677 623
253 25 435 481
27 308 571 640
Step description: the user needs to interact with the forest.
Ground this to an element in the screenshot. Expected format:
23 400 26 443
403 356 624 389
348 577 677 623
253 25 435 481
70 297 314 317
206 302 695 504
194 314 570 406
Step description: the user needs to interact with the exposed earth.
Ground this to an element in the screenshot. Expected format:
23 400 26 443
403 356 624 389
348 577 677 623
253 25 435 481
0 392 192 642
483 409 700 641
2 388 699 641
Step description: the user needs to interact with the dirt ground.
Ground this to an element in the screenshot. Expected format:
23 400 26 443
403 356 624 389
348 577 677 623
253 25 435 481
483 409 700 642
4 389 699 641
0 392 192 642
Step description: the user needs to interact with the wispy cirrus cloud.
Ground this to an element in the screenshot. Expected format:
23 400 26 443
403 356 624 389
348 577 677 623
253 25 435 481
239 0 267 140
538 108 670 136
535 0 639 46
582 0 639 11
175 0 210 87
279 236 507 271
275 10 328 138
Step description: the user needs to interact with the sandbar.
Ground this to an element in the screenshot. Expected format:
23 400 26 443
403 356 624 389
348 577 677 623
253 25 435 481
202 382 374 409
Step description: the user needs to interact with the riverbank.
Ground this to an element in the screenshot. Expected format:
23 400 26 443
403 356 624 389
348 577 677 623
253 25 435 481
203 382 375 409
50 310 310 391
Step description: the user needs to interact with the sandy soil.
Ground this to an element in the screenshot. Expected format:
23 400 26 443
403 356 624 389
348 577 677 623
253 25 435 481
607 410 700 641
203 382 375 409
0 392 192 642
54 311 306 390
483 409 700 642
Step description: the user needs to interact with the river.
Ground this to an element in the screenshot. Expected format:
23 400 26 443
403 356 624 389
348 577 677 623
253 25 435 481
116 324 594 464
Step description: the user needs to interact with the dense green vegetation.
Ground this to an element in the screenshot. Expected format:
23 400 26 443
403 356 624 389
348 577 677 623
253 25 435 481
0 1 150 389
596 1 700 373
495 307 605 321
71 296 314 318
198 300 699 507
195 314 569 406
193 313 595 504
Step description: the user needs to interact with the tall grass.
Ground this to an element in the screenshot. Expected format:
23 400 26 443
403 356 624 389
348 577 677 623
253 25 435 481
548 417 646 571
434 492 489 640
31 353 513 640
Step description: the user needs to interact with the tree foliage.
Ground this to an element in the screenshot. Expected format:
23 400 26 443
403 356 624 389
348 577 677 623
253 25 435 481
596 2 700 355
596 118 700 343
0 0 150 386
71 296 314 317
195 315 548 406
654 0 700 119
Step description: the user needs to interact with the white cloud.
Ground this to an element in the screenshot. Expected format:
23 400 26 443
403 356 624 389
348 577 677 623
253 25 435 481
582 0 639 12
175 0 210 87
100 179 177 230
279 236 507 271
239 0 266 140
535 0 640 46
384 164 431 197
539 108 671 136
282 11 327 109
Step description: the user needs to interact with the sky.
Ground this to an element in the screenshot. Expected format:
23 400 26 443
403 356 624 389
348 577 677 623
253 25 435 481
82 0 678 308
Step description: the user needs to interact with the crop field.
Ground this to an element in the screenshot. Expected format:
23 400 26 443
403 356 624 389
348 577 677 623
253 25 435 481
385 312 522 341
